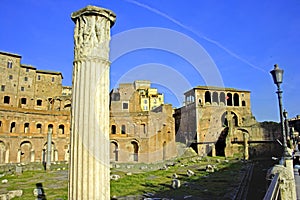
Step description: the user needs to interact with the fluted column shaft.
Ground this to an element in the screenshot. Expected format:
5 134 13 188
69 6 116 200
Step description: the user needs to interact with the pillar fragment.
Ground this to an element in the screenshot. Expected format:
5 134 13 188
68 5 116 200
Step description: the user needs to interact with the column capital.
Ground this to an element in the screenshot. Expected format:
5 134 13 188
71 5 116 26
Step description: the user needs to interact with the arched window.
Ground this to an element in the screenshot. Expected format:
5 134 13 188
24 123 29 133
36 123 42 134
226 93 233 106
212 92 219 105
141 124 146 134
131 141 139 162
59 125 65 134
4 96 10 104
242 100 246 106
121 125 126 134
220 92 226 105
10 122 16 133
205 91 211 105
48 124 53 134
110 142 118 162
111 125 116 134
233 93 239 106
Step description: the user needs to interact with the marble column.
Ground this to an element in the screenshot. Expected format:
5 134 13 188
69 5 116 200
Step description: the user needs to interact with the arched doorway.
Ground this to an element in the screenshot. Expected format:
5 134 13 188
20 141 32 163
110 141 118 162
0 141 6 164
215 127 229 156
131 141 139 162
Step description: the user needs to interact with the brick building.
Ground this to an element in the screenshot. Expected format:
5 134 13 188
0 51 71 164
109 80 177 163
174 86 281 159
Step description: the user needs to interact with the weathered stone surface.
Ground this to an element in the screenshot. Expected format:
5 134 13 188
68 5 116 200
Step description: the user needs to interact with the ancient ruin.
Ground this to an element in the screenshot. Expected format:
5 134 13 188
68 5 116 199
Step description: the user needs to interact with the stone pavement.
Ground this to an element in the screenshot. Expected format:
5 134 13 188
294 168 300 200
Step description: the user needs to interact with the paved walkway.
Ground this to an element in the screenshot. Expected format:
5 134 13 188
294 168 300 200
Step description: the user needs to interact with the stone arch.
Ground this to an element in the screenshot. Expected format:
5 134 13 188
212 92 219 105
42 141 57 163
205 91 211 105
121 125 126 134
215 127 229 156
58 124 65 134
220 92 226 106
0 141 7 164
111 125 116 134
110 141 119 162
226 93 233 106
36 123 42 134
64 99 71 111
236 128 250 160
10 122 16 133
233 93 240 106
131 140 139 162
24 122 30 133
20 141 33 163
221 112 228 127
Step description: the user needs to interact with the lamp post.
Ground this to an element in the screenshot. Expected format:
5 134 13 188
270 64 291 160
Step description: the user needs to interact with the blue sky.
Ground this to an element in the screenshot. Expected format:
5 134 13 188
0 0 299 122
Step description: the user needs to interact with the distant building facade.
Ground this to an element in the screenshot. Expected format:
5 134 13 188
174 86 281 159
109 80 177 163
0 51 71 164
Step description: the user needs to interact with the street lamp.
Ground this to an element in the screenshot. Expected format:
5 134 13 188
270 64 291 160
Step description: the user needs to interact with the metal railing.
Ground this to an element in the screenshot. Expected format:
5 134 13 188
263 173 281 200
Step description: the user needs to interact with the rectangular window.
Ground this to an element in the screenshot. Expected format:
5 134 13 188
122 102 129 110
8 75 13 80
7 61 12 68
37 75 41 80
1 85 5 91
144 99 148 104
52 77 55 82
20 87 24 91
21 98 27 104
37 99 42 106
26 68 29 72
24 77 28 81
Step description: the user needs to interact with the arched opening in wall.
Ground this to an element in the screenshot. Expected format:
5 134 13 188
64 100 71 111
131 141 139 162
20 141 32 164
232 112 238 126
212 92 219 105
205 91 211 105
43 142 56 163
121 125 126 134
111 125 116 134
4 96 10 104
242 100 246 106
226 93 233 106
215 127 229 156
59 125 65 134
48 124 53 134
10 122 16 133
36 124 42 134
233 93 239 106
110 141 118 162
0 141 6 164
163 141 167 160
220 92 226 105
221 112 228 127
24 123 29 133
0 121 2 131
